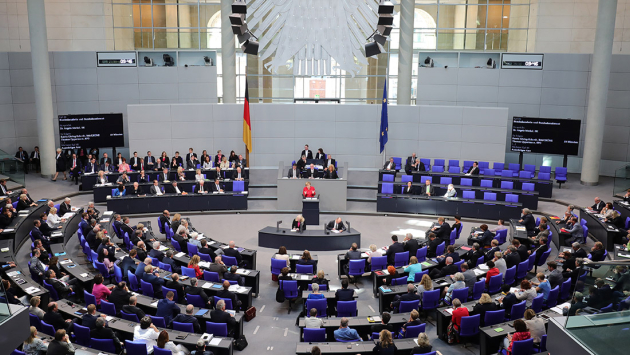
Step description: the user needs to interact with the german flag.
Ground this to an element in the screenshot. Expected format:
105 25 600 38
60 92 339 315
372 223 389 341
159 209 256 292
243 77 252 154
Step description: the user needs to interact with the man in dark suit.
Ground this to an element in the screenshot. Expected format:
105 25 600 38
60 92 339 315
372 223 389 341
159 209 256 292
223 241 243 267
130 152 143 171
149 241 165 262
135 258 148 280
325 155 336 169
326 217 346 232
78 213 90 236
161 250 181 274
533 237 549 266
58 198 72 216
31 220 50 249
519 209 537 236
421 179 435 197
370 312 393 334
30 146 41 173
463 243 485 268
15 146 29 173
100 153 112 166
504 246 521 269
198 239 217 261
304 164 318 179
84 157 99 174
498 284 518 317
68 154 82 185
211 299 237 336
156 291 180 324
465 162 480 175
232 167 246 181
386 235 405 265
570 242 588 259
142 264 165 295
160 168 170 182
145 151 157 171
186 148 198 169
403 234 419 260
108 282 132 312
210 179 223 193
236 154 247 168
438 245 460 266
392 283 421 311
429 256 458 279
91 318 123 353
485 239 501 261
135 241 149 261
43 302 74 333
159 210 171 231
588 197 605 213
122 296 145 320
185 277 212 308
513 239 529 262
168 181 185 194
101 161 113 173
195 180 209 194
209 256 228 279
171 304 201 332
431 217 451 245
404 153 425 174
383 157 396 171
129 182 144 196
119 216 135 240
173 230 189 255
301 145 313 160
335 280 355 302
119 250 139 279
216 280 242 311
150 180 163 195
85 224 100 251
287 163 301 178
82 304 106 330
224 266 244 286
296 156 307 171
426 233 441 258
165 273 186 303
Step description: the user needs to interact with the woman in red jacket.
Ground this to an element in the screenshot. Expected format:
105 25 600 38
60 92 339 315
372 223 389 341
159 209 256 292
484 260 501 286
502 319 531 355
303 181 316 198
187 255 204 278
447 298 470 343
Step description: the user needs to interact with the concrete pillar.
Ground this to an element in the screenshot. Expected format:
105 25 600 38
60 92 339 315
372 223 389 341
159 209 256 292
221 0 236 103
396 0 414 105
580 0 617 185
27 0 56 178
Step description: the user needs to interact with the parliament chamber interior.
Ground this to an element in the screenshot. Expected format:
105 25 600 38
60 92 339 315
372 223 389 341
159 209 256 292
2 0 630 355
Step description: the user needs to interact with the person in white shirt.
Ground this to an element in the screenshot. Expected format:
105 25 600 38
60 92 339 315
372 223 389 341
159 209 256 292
304 308 324 328
444 184 457 198
47 207 62 227
194 169 204 181
202 156 212 169
274 246 290 267
134 316 160 353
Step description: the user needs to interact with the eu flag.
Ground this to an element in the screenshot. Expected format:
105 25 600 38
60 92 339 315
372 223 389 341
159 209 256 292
379 81 389 153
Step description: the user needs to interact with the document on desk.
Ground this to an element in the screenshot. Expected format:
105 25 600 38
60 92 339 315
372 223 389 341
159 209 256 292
25 286 41 295
202 283 213 289
151 301 159 307
300 275 310 280
208 338 222 346
331 230 341 234
291 255 300 260
473 269 485 276
198 261 211 268
235 269 250 275
175 252 186 258
515 226 526 231
551 302 571 314
103 211 114 216
60 260 73 265
477 264 489 271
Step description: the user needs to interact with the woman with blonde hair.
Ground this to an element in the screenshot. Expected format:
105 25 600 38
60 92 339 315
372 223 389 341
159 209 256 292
195 169 205 181
52 148 67 181
188 255 203 278
372 329 396 355
220 156 230 169
324 164 338 179
171 214 182 232
23 326 48 355
403 256 423 283
367 244 383 264
411 332 432 354
303 181 316 198
314 269 329 287
47 207 62 227
292 214 306 231
473 293 498 324
176 166 185 181
97 170 108 184
417 274 433 295
29 296 45 319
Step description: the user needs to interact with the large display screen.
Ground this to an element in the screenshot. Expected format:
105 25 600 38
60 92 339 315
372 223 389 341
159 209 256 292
510 117 581 156
58 113 125 149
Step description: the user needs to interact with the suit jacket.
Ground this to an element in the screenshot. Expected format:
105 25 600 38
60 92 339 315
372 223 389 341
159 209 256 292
16 200 30 212
109 288 131 311
165 280 186 303
405 157 425 172
31 227 46 243
82 313 99 329
122 305 145 320
335 288 355 302
326 220 346 231
393 292 421 309
150 185 164 195
386 242 406 265
325 159 336 168
304 168 318 179
404 238 420 259
208 263 228 279
427 239 442 258
466 166 479 175
100 157 112 165
591 201 605 212
161 257 180 274
44 310 70 332
224 272 243 286
236 159 247 168
195 182 210 194
198 247 216 261
129 186 144 196
84 162 99 173
383 161 396 170
186 153 198 164
291 219 306 231
68 158 82 171
516 245 529 261
40 222 55 237
520 214 537 235
159 215 171 230
323 170 338 179
434 222 452 243
216 289 240 308
437 264 458 278
485 246 500 261
58 203 71 216
231 170 247 180
421 184 435 196
171 156 184 168
185 285 210 304
156 298 180 324
149 248 164 262
91 326 122 353
129 156 142 170
533 244 549 265
15 150 28 161
142 272 165 294
210 309 237 334
46 340 75 355
100 163 114 173
403 186 416 195
574 248 587 259
172 313 201 333
301 150 313 160
505 252 521 269
210 183 223 192
287 169 300 178
223 247 242 265
144 156 156 169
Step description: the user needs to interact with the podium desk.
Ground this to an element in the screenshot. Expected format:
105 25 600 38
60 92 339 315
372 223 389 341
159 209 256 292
258 227 361 251
580 208 619 251
302 198 320 225
106 192 247 214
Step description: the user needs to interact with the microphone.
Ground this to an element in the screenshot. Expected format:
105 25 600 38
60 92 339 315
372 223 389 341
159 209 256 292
346 221 351 233
324 223 329 235
276 220 282 232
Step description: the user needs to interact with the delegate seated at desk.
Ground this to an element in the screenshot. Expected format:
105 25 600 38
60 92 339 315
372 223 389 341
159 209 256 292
296 156 307 171
405 153 425 174
304 164 317 179
587 197 605 213
403 181 415 195
211 179 224 193
326 218 346 232
422 180 435 197
292 215 306 231
195 180 209 194
383 158 396 171
150 180 164 195
232 167 246 181
323 165 338 179
465 162 479 175
288 163 300 179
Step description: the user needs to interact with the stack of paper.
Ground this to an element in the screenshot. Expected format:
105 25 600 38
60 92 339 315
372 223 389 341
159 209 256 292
444 308 454 315
175 252 186 258
25 286 40 295
478 264 489 271
473 269 485 276
235 269 249 275
202 283 213 289
198 261 211 268
209 338 221 346
60 260 73 265
103 211 114 216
